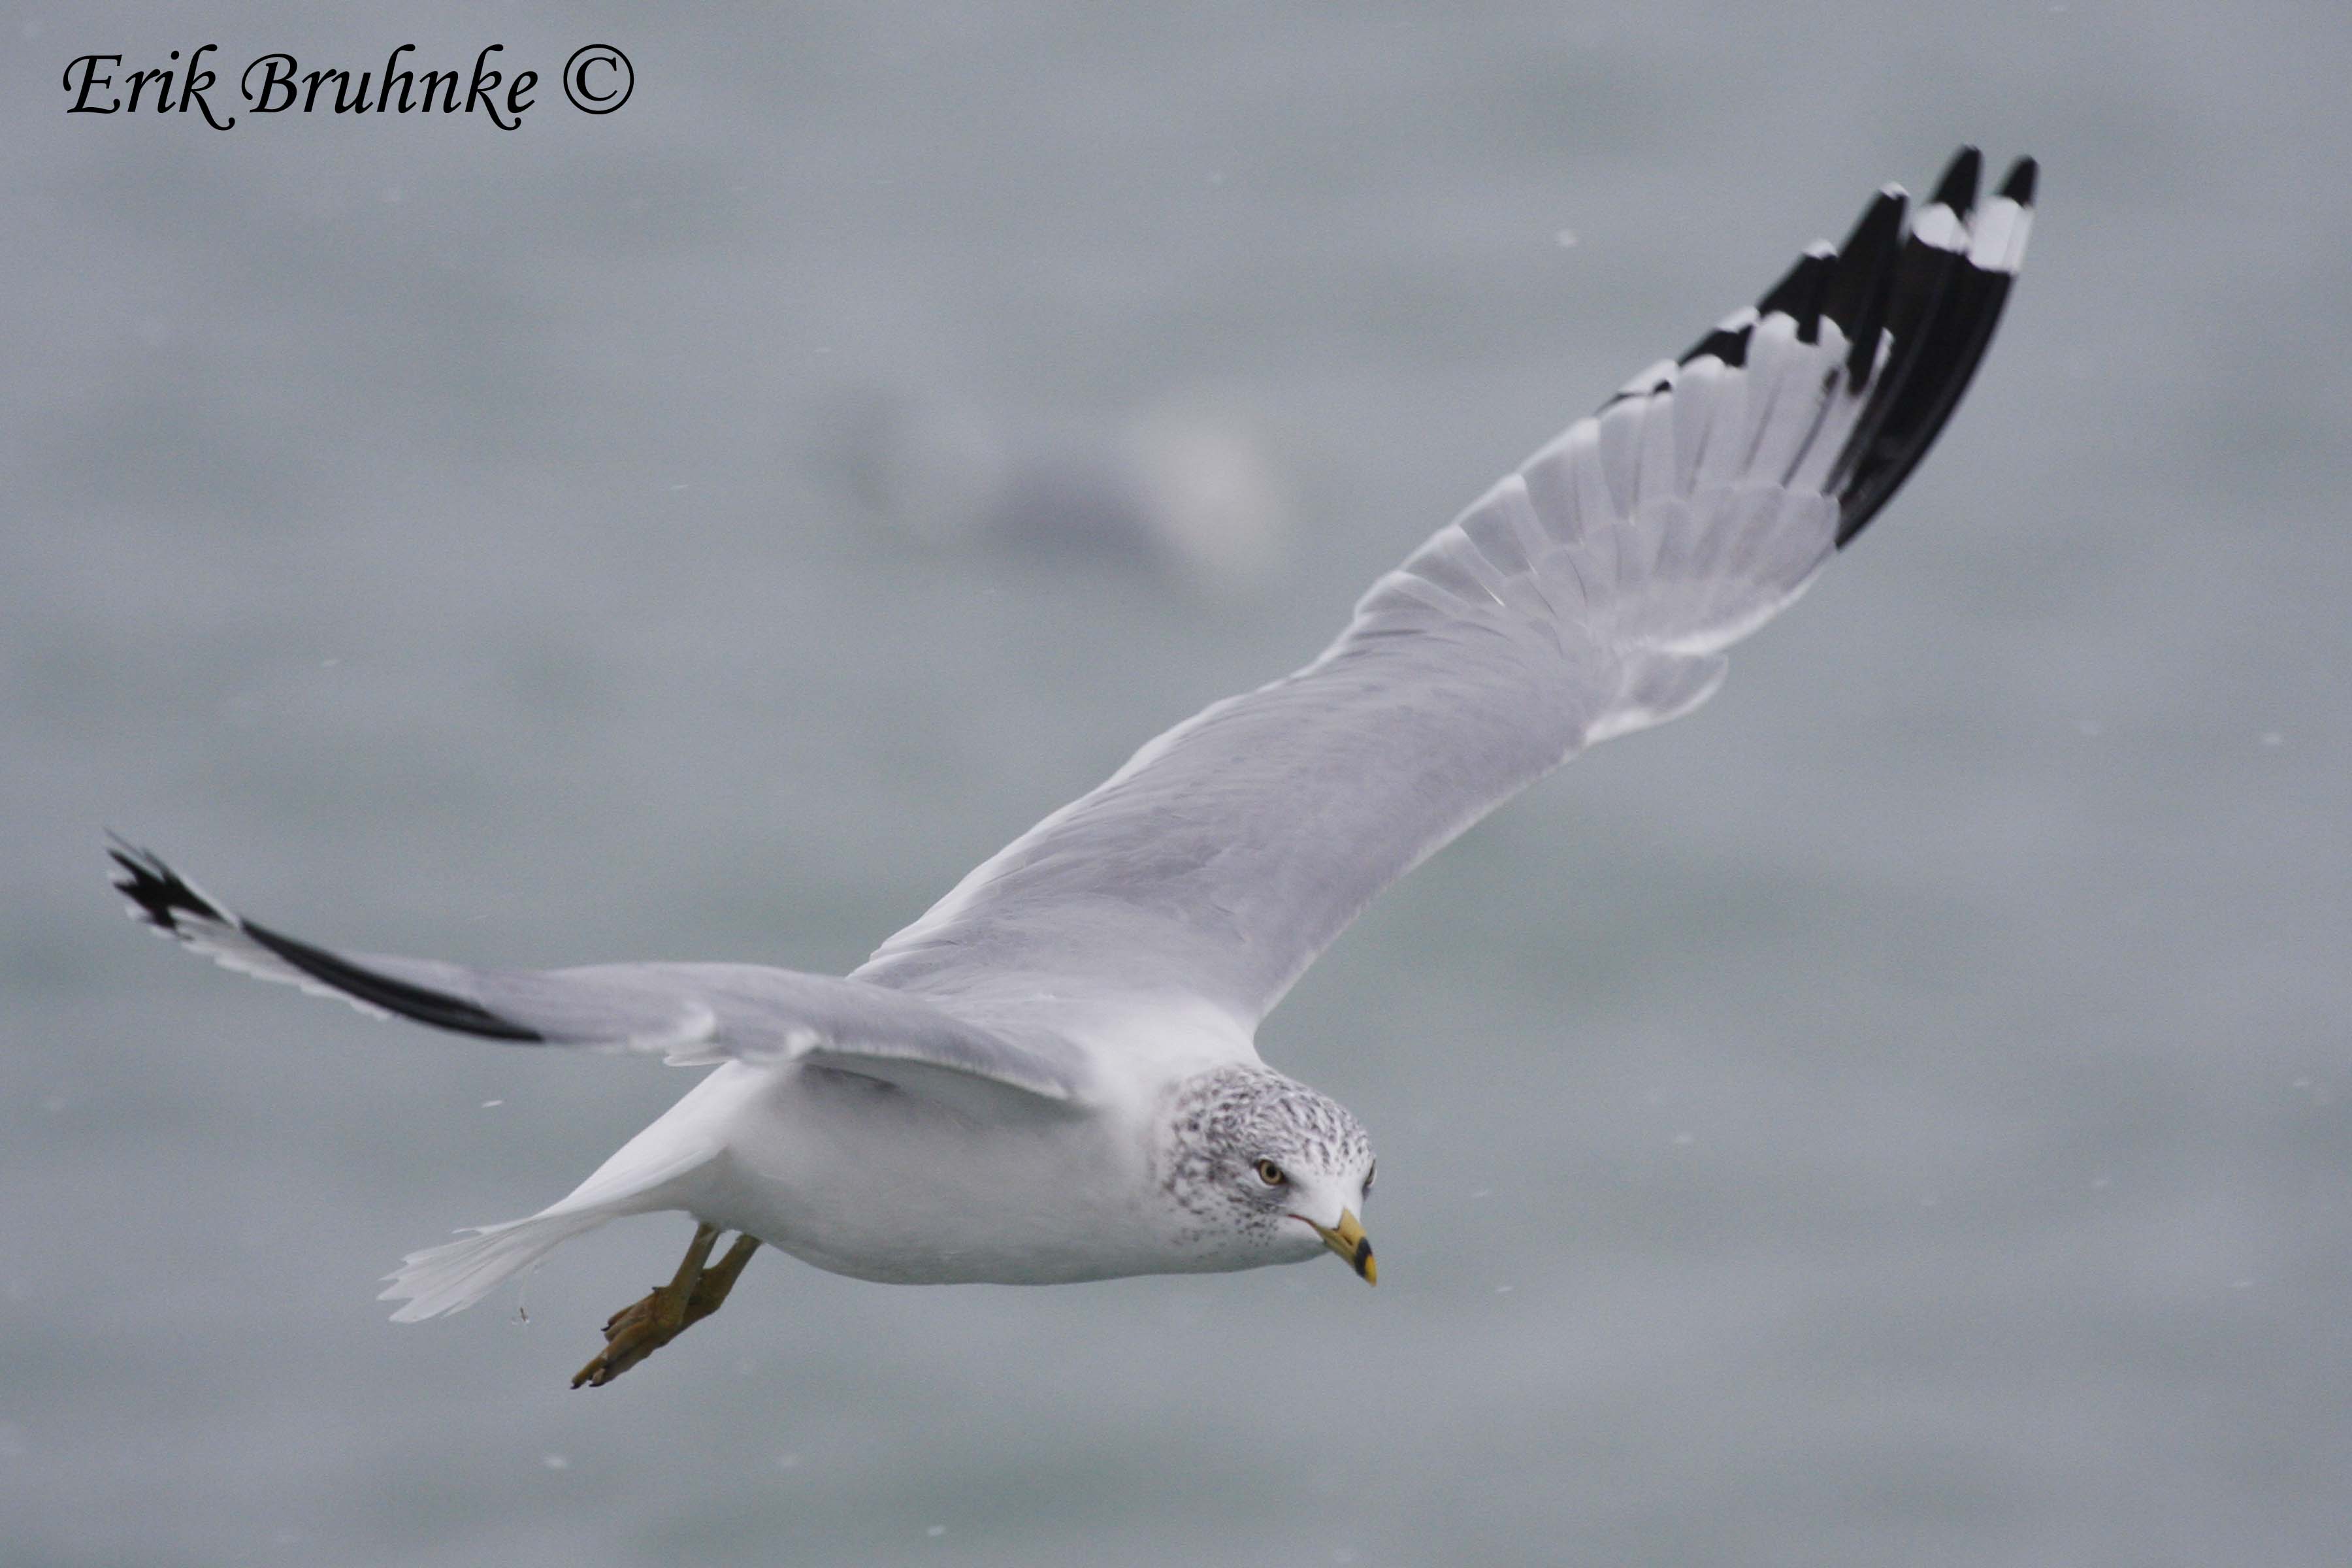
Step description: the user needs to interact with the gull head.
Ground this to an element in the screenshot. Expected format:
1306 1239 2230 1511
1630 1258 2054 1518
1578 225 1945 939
1156 1064 1377 1283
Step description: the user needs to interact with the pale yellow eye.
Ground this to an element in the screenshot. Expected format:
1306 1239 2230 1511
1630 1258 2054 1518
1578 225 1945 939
1253 1158 1288 1187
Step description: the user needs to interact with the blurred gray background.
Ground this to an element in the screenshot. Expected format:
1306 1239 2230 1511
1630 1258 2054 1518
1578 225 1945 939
8 3 2351 1565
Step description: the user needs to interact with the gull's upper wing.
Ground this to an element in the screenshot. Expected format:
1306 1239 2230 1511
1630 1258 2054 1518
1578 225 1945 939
858 150 2036 1032
108 841 1087 1104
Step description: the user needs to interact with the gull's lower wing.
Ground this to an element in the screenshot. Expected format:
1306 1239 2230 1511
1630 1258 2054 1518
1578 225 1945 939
108 841 1086 1104
859 150 2036 1030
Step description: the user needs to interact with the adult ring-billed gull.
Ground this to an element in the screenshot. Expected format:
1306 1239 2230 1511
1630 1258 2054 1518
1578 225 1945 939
112 149 2035 1387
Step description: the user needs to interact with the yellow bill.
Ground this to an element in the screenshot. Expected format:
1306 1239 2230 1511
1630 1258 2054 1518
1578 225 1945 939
1308 1208 1377 1285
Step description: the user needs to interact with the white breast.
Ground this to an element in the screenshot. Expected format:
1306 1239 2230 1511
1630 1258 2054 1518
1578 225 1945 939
685 1062 1180 1284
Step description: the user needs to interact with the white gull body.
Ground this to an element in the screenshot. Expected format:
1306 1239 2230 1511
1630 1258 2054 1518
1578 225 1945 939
110 150 2036 1325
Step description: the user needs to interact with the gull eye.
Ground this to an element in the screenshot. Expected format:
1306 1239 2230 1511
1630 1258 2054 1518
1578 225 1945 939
1252 1158 1288 1187
1363 1160 1376 1196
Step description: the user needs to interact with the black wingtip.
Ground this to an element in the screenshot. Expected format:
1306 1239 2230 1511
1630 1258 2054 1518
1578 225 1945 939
1680 313 1755 370
1837 188 1908 263
236 921 547 1041
1827 148 2033 549
1929 146 1983 216
1759 249 1836 342
106 836 221 936
1824 189 1906 387
105 835 546 1044
2000 155 2037 207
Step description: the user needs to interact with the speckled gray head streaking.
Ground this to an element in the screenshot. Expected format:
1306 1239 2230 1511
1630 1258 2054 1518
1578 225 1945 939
1156 1064 1376 1273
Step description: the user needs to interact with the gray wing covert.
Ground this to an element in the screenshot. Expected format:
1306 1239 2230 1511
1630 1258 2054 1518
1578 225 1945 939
860 152 2036 1030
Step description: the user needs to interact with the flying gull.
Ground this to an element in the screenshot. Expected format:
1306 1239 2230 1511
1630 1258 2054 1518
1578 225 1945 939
112 149 2036 1387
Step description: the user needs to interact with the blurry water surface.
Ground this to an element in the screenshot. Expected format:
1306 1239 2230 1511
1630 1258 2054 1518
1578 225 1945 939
8 4 2352 1565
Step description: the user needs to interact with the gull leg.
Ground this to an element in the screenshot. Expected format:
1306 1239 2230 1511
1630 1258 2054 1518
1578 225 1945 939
679 1233 762 1331
572 1222 730 1389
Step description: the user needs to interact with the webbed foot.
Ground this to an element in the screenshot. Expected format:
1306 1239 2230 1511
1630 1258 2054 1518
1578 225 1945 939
572 1223 762 1388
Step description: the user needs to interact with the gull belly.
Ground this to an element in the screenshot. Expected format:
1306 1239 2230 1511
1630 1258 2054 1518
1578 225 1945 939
685 1062 1169 1286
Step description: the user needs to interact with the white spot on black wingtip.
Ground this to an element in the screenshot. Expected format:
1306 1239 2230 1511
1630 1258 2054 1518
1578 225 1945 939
1827 147 2033 549
1595 147 2029 553
1908 148 1982 256
1967 199 2033 274
1910 203 1965 253
1967 157 2038 274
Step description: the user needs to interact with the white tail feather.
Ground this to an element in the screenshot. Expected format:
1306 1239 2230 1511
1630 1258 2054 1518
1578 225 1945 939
380 1068 742 1320
382 1209 615 1322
